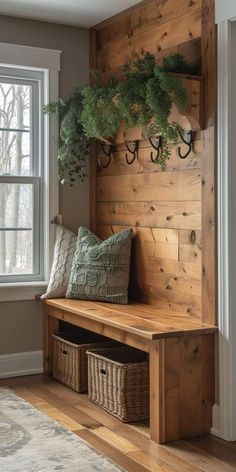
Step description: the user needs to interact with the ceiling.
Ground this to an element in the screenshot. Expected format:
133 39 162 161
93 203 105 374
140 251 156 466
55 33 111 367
0 0 143 27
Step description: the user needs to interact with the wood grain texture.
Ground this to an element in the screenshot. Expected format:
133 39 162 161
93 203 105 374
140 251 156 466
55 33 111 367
97 137 202 176
96 0 201 51
165 334 215 441
43 305 59 375
149 339 166 443
169 76 204 131
96 201 201 230
98 38 202 85
1 376 235 472
97 170 201 202
96 225 201 265
43 299 216 443
44 300 217 342
179 229 202 263
96 9 201 72
136 285 202 318
90 0 216 329
201 0 217 325
87 2 217 444
45 305 150 352
90 0 203 320
201 0 216 127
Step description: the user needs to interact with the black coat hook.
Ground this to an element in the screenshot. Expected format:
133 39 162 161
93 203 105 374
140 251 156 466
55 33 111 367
125 140 139 165
99 143 116 169
149 136 162 163
178 130 194 159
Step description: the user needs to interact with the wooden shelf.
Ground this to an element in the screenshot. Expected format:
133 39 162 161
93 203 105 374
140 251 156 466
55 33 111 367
109 74 205 145
171 73 205 132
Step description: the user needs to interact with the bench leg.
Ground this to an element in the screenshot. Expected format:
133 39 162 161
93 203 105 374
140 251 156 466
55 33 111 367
43 307 59 375
149 339 166 443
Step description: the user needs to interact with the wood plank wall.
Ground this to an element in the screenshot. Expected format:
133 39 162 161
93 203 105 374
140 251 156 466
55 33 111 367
90 0 216 323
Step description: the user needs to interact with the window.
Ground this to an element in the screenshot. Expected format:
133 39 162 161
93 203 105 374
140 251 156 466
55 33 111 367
0 68 44 283
0 64 53 285
0 43 60 298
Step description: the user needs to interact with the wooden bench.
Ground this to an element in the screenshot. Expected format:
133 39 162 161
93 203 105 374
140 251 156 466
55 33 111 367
43 298 217 444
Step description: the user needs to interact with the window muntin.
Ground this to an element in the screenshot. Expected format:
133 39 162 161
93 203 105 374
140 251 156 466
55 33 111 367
0 69 44 282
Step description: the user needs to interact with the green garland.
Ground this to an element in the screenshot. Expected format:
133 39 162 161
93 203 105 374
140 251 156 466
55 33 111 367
81 77 121 140
44 88 89 186
45 53 198 184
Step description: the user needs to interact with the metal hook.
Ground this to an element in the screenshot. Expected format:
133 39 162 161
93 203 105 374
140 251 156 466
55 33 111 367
178 130 194 159
149 136 162 163
99 143 115 169
125 140 139 165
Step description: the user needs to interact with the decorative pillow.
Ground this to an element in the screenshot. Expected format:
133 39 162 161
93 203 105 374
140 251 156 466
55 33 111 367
66 227 132 304
41 225 77 299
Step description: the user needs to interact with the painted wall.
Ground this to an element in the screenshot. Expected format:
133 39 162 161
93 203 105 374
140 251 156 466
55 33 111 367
215 0 236 23
230 22 236 439
0 15 89 355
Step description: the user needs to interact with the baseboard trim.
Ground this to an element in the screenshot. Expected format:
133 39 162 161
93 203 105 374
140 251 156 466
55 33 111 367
211 403 220 437
0 350 43 379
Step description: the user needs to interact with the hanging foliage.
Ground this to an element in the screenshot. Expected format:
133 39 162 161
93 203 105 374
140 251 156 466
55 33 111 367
81 52 194 169
44 89 89 186
45 53 199 183
81 77 121 140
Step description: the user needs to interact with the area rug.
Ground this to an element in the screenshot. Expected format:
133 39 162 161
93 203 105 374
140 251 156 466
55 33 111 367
0 388 125 471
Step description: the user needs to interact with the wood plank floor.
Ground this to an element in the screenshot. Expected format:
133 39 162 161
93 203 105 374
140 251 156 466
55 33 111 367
1 374 236 472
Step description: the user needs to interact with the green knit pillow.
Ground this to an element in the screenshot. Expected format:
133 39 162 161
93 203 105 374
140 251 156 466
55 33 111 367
66 227 132 304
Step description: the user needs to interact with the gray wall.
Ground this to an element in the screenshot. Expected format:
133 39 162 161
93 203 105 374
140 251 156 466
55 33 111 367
0 15 89 355
215 0 236 23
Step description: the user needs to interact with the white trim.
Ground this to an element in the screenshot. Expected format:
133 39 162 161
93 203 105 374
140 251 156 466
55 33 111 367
217 19 231 440
0 42 61 71
0 282 47 301
44 69 59 276
0 350 43 378
211 404 220 438
217 19 236 441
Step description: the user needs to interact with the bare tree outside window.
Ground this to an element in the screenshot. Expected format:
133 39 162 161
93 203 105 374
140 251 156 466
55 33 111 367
0 82 33 275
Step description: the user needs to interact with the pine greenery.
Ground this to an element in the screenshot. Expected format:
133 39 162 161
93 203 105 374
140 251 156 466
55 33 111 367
44 89 89 186
81 78 121 139
45 53 198 183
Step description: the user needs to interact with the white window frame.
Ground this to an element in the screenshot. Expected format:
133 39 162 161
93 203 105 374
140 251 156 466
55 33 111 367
0 43 61 301
0 69 43 283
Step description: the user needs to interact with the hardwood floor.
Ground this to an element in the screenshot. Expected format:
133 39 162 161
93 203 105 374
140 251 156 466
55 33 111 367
1 374 236 472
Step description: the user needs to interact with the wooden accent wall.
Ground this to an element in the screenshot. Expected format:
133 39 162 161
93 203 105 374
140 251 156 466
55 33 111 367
90 0 216 324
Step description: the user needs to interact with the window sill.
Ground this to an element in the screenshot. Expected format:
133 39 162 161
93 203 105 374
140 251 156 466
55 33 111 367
0 282 47 302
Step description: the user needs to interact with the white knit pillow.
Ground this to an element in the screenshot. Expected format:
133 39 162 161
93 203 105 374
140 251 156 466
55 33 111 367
41 225 77 299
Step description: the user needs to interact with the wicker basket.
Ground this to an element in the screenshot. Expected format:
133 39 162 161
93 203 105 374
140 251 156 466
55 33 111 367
87 346 149 422
52 332 114 393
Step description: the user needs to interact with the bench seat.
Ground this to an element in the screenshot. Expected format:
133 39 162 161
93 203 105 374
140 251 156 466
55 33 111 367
45 298 217 340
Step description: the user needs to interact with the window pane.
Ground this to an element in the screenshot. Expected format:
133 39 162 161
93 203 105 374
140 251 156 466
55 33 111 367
0 230 32 275
0 83 30 129
0 68 42 282
0 82 31 176
0 183 33 229
0 130 30 176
